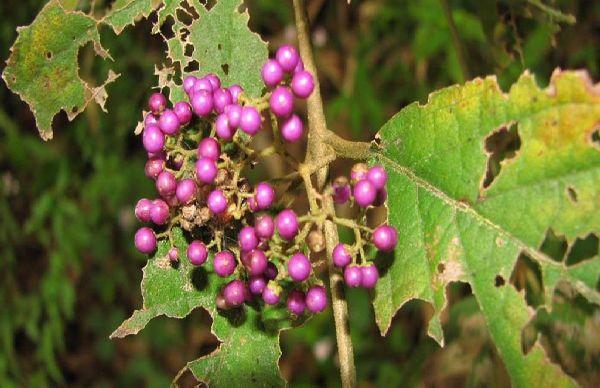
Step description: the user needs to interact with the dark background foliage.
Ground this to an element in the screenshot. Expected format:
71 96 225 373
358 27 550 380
1 0 598 386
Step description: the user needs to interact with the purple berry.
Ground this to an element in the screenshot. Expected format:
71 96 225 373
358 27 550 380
214 251 236 277
192 77 213 94
205 73 221 90
287 252 311 282
262 282 281 305
353 179 377 207
332 177 351 204
275 45 300 72
332 243 352 268
248 276 267 295
238 226 259 252
156 171 177 197
148 92 167 115
173 101 193 125
243 249 268 276
247 196 258 212
255 182 275 210
195 157 218 184
158 109 180 135
135 198 152 222
254 215 274 240
269 86 294 118
215 113 235 140
222 280 245 307
372 225 398 252
261 59 284 87
265 262 278 280
164 195 179 207
373 188 387 207
239 106 261 135
287 290 306 315
187 240 208 266
224 104 242 128
344 265 362 287
306 285 327 313
135 227 157 254
183 76 197 94
144 113 159 128
367 165 387 190
197 137 221 161
168 247 179 262
191 90 213 116
291 70 314 98
142 125 165 153
276 209 299 240
229 84 243 103
280 114 303 142
207 189 228 214
361 264 379 288
213 88 232 114
175 179 197 204
150 199 169 225
145 157 165 180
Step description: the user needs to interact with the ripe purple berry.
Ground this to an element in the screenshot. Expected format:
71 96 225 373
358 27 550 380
192 77 213 94
269 86 294 118
191 90 213 116
332 243 352 268
255 182 275 210
135 198 153 222
222 279 246 307
276 209 299 240
213 88 232 114
215 113 235 140
144 113 159 128
287 252 311 282
148 92 167 115
229 84 243 103
291 70 314 98
261 59 284 87
145 157 165 180
275 45 300 72
239 106 261 135
367 165 387 190
175 179 197 204
142 125 165 153
195 157 218 184
361 264 379 288
224 104 242 128
134 227 157 254
198 137 221 161
332 176 351 204
265 261 278 280
187 240 208 266
287 290 306 315
156 171 177 198
173 101 193 125
353 179 377 207
207 189 228 214
238 226 259 252
205 73 221 90
280 114 303 142
243 249 268 276
168 247 179 262
214 251 236 277
306 285 327 313
372 225 398 252
344 265 362 287
183 75 197 94
150 199 169 225
254 215 275 240
158 109 181 135
248 276 267 295
262 282 281 305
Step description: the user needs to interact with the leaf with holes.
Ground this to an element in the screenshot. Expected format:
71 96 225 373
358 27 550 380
102 0 164 34
373 70 599 386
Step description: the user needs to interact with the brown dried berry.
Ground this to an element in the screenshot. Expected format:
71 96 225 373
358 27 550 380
350 163 369 184
307 230 325 253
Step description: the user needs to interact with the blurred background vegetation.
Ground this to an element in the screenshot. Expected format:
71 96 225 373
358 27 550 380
1 0 598 386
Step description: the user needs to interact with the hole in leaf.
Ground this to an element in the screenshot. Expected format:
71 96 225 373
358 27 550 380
71 106 78 114
591 128 599 149
566 233 599 266
437 262 445 273
184 44 194 56
176 8 194 26
495 275 505 287
217 43 222 50
180 27 190 41
540 228 568 262
159 15 176 39
184 60 199 73
221 63 229 75
521 316 538 355
204 0 217 11
566 186 578 203
510 253 544 307
482 122 521 189
45 51 52 60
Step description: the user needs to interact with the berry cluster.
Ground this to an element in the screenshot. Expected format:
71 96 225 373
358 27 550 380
134 45 327 315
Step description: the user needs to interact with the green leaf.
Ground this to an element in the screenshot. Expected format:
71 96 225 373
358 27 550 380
102 0 163 34
111 229 288 387
373 70 599 386
1 0 118 140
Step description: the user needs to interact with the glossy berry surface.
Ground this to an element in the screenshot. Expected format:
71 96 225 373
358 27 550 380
205 73 221 90
182 76 197 94
261 59 284 87
191 90 213 116
344 265 363 287
224 104 242 128
287 253 311 282
269 86 294 118
195 157 218 184
213 251 236 277
135 227 156 254
150 199 169 225
254 215 274 240
332 243 352 268
175 179 197 204
156 171 177 198
158 109 180 135
280 114 303 142
135 198 152 222
145 157 164 179
275 44 300 72
372 225 398 252
367 165 388 190
306 285 327 313
243 249 267 276
228 84 243 102
239 106 261 135
254 182 275 209
207 190 228 214
187 240 208 266
197 137 221 160
173 101 192 125
353 179 377 207
361 264 379 288
276 209 299 240
148 92 167 115
215 113 235 140
262 283 281 305
287 290 306 315
238 226 259 252
142 125 165 153
168 247 179 262
213 88 232 113
192 77 213 94
291 70 314 98
223 280 246 307
248 276 267 295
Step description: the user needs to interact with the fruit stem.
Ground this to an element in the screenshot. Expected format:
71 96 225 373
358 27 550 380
292 1 357 387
